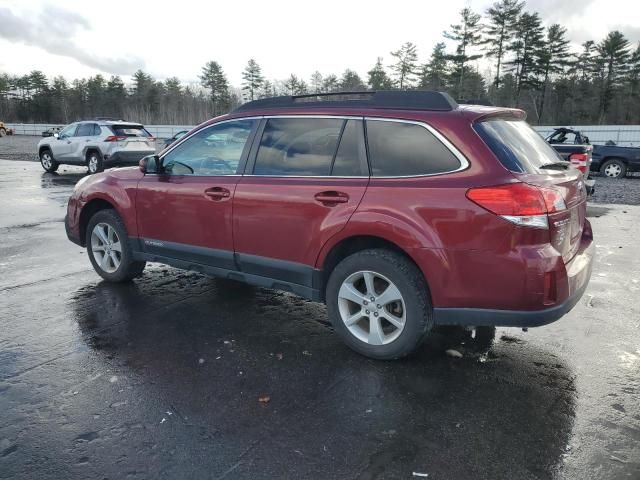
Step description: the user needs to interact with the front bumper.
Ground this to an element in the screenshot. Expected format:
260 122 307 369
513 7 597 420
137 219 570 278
65 214 83 246
432 224 595 328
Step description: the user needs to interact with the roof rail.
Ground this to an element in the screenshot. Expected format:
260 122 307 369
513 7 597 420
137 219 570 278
234 90 458 112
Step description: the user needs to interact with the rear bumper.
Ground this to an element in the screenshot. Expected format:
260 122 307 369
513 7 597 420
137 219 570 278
432 224 595 328
104 150 155 166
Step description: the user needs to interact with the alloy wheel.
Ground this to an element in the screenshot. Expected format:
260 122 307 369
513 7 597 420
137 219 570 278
41 153 52 169
337 270 406 345
88 155 99 173
604 163 622 177
91 222 122 273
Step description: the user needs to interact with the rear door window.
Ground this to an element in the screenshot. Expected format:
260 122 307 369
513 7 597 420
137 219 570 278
475 119 564 173
365 119 462 176
331 120 367 176
253 118 343 176
75 123 94 137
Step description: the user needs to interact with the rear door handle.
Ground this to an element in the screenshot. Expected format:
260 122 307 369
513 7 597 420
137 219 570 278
314 191 349 205
204 187 231 201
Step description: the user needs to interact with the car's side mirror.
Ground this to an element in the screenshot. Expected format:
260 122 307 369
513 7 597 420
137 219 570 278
53 133 59 139
139 155 160 174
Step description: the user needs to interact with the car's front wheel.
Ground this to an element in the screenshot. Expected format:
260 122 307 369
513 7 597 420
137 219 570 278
86 209 146 282
326 249 433 360
40 149 59 172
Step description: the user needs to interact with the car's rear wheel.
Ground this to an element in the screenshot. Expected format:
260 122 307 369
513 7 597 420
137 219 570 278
601 158 626 178
326 249 432 359
40 149 59 172
86 209 146 282
87 151 104 174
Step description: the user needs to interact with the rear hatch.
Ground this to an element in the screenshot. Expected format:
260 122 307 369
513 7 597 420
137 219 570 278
474 119 587 263
109 124 156 151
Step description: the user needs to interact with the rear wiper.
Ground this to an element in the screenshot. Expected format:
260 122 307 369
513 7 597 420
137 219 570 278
539 161 569 170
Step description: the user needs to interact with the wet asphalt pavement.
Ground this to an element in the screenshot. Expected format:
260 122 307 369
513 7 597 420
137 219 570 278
0 159 639 480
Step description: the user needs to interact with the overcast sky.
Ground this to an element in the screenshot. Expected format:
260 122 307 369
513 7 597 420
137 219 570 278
0 0 639 86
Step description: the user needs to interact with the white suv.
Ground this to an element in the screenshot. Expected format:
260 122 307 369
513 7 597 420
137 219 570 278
38 120 157 174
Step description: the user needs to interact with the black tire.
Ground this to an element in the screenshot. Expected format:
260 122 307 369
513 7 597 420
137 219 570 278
86 209 146 282
39 149 59 172
326 249 433 360
87 150 104 174
600 158 627 178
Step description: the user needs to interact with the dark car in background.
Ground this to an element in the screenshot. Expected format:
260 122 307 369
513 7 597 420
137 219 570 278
546 127 595 194
42 126 63 137
163 130 189 149
592 141 640 178
546 127 640 179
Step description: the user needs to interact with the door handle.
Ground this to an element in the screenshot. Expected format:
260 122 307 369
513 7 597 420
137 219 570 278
204 187 231 201
314 191 349 205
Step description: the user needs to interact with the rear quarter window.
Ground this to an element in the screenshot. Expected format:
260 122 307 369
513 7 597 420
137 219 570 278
365 119 462 177
474 119 563 173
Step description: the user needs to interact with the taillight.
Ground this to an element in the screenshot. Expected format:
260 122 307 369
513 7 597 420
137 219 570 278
569 153 589 174
104 135 126 142
466 183 566 229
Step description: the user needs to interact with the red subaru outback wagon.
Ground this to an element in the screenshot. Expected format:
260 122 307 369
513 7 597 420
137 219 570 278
65 91 594 359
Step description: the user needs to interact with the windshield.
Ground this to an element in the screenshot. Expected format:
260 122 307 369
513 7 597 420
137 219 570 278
474 119 563 173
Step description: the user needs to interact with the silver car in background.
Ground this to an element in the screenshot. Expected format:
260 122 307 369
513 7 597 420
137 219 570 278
38 120 156 174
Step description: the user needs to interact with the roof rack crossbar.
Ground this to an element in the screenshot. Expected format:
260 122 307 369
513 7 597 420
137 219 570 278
234 90 458 112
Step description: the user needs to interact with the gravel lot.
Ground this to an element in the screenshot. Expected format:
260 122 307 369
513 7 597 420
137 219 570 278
1 134 639 205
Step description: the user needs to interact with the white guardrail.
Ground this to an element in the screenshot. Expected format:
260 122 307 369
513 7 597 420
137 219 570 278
5 122 640 145
5 123 195 139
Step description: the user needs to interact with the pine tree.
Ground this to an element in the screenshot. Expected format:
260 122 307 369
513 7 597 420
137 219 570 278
339 69 366 91
260 80 277 98
241 59 264 101
538 24 571 121
199 61 230 114
596 31 631 121
310 71 324 93
444 8 483 98
482 0 523 88
507 12 544 104
367 58 392 90
390 42 418 89
627 43 640 122
418 43 449 90
322 74 339 93
284 74 301 95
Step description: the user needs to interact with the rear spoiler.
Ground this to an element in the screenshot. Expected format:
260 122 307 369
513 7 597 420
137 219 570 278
472 108 527 123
